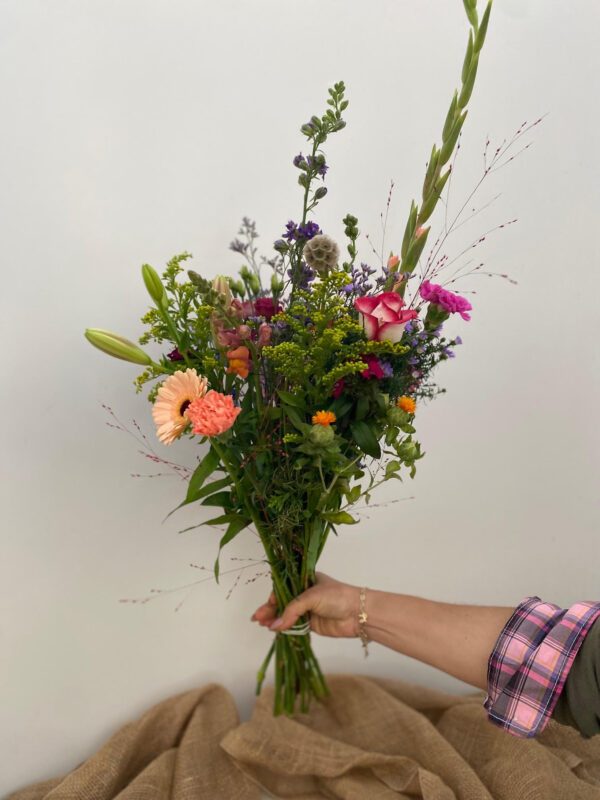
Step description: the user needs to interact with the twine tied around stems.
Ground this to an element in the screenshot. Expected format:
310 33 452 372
280 620 311 636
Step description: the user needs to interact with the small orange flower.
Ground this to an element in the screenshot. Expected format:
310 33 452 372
397 396 416 414
226 346 251 379
312 410 337 426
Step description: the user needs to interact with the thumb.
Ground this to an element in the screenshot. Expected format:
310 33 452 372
269 589 316 631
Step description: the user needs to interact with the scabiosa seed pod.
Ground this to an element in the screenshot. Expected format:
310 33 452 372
302 234 339 274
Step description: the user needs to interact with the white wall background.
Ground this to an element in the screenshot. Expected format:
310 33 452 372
2 0 599 794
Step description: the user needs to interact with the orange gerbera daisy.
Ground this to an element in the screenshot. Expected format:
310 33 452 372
312 410 337 426
226 346 251 379
152 368 208 445
397 396 416 415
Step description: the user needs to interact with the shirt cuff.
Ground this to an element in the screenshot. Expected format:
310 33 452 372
483 596 600 738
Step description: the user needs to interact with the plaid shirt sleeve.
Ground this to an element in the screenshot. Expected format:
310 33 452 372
483 596 600 738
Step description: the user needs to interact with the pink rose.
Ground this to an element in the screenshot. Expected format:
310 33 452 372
355 292 418 343
187 390 241 437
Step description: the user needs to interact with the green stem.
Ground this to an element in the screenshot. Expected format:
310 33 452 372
256 640 275 695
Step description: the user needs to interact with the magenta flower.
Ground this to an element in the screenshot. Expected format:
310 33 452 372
419 281 472 321
360 354 385 380
332 379 345 399
255 297 282 320
354 292 418 343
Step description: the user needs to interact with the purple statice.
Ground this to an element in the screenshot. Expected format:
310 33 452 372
287 261 315 290
454 335 463 345
380 361 394 378
442 347 455 359
282 220 322 244
229 238 247 254
343 262 377 297
283 220 298 242
297 221 321 240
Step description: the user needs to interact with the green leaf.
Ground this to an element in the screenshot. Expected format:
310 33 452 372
187 448 220 501
164 448 221 518
322 511 358 525
201 491 232 508
277 389 306 409
193 477 231 501
204 513 242 526
385 427 398 446
331 396 353 417
355 395 370 421
385 460 401 477
282 404 305 431
214 516 250 583
346 485 362 504
350 421 381 459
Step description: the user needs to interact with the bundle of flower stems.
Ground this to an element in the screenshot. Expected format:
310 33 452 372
86 0 492 715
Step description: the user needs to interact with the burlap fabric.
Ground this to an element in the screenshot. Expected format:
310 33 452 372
8 675 600 799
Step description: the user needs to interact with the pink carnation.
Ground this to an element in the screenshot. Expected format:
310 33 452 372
187 390 241 437
419 281 472 321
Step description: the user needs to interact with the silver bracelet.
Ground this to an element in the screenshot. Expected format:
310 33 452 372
358 586 369 657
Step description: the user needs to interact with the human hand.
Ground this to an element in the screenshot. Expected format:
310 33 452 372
251 572 360 638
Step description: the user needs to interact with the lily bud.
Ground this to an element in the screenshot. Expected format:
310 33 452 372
141 264 166 309
212 275 233 308
84 329 152 365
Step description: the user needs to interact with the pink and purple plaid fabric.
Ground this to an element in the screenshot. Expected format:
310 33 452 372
484 596 600 737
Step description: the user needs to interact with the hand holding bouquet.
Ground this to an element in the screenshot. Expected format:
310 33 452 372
86 0 493 715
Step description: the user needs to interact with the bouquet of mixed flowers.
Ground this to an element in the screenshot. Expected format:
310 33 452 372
86 0 493 715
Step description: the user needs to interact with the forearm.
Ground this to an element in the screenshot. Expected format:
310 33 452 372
365 589 515 690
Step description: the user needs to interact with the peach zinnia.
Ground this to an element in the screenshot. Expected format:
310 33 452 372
152 368 208 445
187 390 241 438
